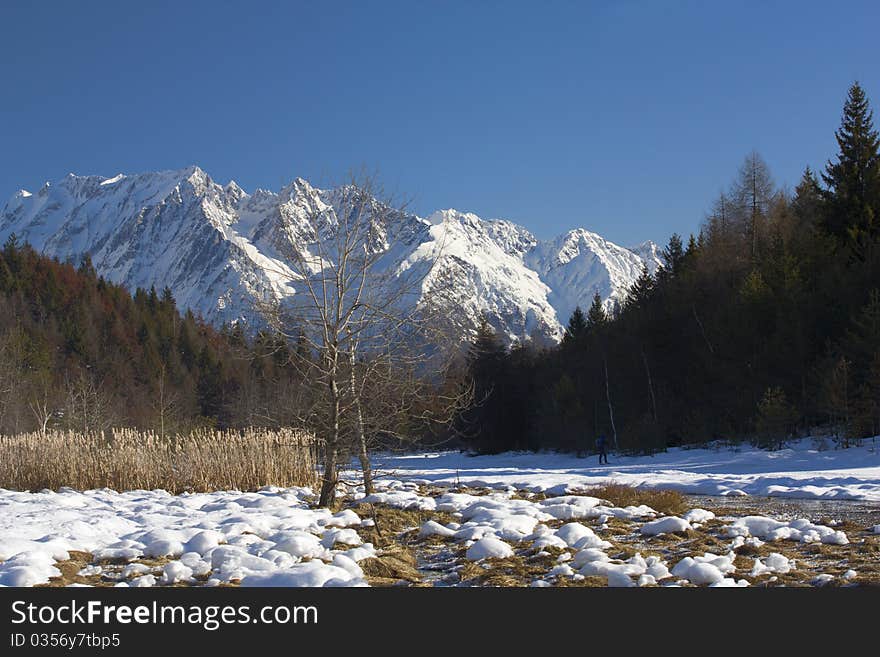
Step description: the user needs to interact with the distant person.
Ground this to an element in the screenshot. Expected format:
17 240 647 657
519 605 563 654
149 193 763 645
596 434 609 465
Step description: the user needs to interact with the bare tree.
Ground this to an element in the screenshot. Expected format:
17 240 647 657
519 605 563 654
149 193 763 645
151 363 180 438
28 371 56 436
62 370 116 434
732 151 775 258
260 173 469 506
0 335 16 431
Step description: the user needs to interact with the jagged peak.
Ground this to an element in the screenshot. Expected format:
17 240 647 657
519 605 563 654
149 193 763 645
181 164 209 185
278 176 321 201
427 208 483 226
557 226 605 243
630 238 658 250
225 180 245 196
100 173 126 186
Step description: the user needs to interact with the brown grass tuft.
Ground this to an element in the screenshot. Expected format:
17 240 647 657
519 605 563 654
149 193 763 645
586 484 687 516
359 547 422 585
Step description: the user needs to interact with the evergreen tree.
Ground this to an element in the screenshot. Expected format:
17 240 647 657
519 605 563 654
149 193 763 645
626 265 655 310
661 233 685 277
685 234 699 263
755 386 795 450
822 82 880 247
586 292 607 330
562 306 588 344
458 317 510 453
791 166 823 226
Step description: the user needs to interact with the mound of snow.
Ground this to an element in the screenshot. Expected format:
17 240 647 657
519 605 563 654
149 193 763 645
671 560 725 585
320 528 362 549
0 552 61 587
671 552 736 585
725 516 848 545
419 520 456 538
324 509 362 528
159 561 194 585
183 530 223 555
683 509 715 524
143 538 185 559
640 516 691 536
751 553 793 576
538 496 603 520
270 531 325 559
241 561 366 587
555 523 597 547
812 573 835 586
466 536 515 561
571 548 611 568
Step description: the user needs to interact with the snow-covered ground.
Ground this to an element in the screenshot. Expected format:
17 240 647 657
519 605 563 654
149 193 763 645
1 438 877 588
372 438 880 501
0 486 376 588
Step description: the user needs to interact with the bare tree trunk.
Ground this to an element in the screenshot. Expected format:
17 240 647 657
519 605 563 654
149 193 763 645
319 360 341 507
320 441 338 508
158 364 166 439
692 305 715 355
348 345 373 494
29 398 50 435
604 356 618 451
641 348 658 424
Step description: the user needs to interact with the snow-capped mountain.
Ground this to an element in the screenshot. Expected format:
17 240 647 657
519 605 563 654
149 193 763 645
0 167 662 344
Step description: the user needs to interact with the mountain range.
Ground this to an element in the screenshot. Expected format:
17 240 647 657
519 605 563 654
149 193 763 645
0 167 662 344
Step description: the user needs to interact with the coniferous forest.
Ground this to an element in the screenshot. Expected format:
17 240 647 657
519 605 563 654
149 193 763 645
459 83 880 455
0 241 313 435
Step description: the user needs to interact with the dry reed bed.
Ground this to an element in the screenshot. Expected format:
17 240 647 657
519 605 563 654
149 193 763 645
0 428 319 493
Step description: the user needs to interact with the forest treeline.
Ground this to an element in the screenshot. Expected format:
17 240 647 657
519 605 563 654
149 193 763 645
0 241 316 435
458 82 880 455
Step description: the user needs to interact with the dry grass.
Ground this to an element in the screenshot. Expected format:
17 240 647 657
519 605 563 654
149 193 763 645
36 551 101 587
349 503 457 548
586 484 688 516
359 547 423 585
457 552 552 587
0 428 318 493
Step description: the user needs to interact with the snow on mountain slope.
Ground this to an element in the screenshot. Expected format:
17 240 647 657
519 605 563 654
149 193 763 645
1 167 661 344
525 229 647 323
628 240 664 276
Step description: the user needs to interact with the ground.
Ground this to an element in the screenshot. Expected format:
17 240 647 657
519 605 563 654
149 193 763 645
1 439 878 588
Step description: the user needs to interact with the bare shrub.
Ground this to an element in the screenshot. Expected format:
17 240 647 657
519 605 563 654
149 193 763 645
586 483 687 516
0 428 319 493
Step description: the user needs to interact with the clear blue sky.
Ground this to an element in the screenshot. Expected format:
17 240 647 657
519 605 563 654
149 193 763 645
1 1 878 246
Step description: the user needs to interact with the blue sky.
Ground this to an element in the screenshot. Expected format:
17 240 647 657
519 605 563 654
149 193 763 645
1 1 878 246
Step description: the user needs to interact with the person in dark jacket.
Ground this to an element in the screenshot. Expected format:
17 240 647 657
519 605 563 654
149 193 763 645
596 434 609 464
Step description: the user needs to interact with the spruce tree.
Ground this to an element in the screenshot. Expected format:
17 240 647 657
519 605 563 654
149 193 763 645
626 265 655 309
792 166 823 225
562 306 588 344
459 316 509 453
586 292 607 330
685 234 699 261
660 233 685 279
822 82 880 246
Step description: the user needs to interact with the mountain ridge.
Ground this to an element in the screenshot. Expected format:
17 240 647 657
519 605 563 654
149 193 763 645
1 167 663 344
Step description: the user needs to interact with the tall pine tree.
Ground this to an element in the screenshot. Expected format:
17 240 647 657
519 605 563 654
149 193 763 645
562 306 588 345
586 292 607 331
822 82 880 248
